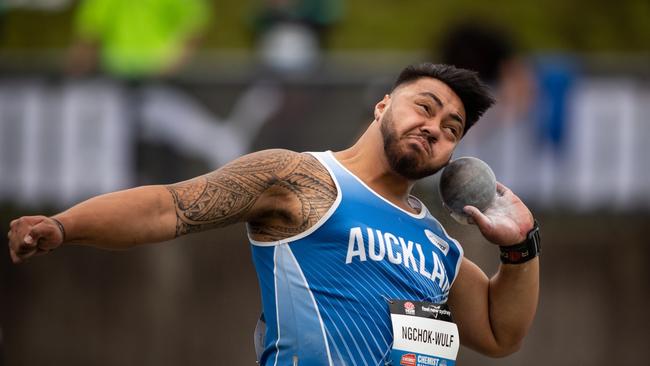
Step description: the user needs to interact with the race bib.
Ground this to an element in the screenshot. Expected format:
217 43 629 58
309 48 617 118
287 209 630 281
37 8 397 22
388 299 460 366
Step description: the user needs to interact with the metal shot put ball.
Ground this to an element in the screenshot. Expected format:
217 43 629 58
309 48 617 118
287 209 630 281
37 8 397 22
439 157 497 225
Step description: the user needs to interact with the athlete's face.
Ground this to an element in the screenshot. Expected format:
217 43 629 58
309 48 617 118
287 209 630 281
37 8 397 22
378 78 466 180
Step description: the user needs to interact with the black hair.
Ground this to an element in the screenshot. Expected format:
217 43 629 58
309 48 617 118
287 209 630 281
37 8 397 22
392 63 495 135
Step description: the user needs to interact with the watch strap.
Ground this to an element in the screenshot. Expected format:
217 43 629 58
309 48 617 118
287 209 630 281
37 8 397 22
499 220 541 264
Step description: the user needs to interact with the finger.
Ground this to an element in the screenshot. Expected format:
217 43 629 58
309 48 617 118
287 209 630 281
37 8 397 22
28 222 53 243
9 249 24 264
7 231 20 252
9 222 17 237
16 231 37 252
30 222 61 250
16 242 37 255
13 216 46 231
463 205 494 231
496 181 510 196
12 245 37 263
24 233 35 245
17 231 38 254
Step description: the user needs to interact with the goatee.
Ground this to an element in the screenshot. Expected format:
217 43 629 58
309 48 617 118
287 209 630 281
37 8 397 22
380 108 445 180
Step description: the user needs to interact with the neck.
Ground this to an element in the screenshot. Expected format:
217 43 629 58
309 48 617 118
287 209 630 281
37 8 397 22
333 121 416 212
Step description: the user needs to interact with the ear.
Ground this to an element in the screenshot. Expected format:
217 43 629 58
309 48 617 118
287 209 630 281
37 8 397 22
374 94 391 121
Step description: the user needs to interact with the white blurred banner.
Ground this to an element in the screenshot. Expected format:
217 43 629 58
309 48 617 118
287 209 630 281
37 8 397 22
455 77 650 211
0 80 132 207
0 76 648 211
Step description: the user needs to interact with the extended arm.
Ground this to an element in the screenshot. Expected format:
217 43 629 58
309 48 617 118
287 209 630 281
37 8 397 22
447 182 539 357
8 149 320 263
45 185 176 249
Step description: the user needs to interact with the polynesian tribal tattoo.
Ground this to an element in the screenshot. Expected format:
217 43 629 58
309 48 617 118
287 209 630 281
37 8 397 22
165 150 337 241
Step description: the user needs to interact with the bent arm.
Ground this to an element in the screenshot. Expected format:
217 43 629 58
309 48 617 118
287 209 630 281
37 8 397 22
447 257 539 357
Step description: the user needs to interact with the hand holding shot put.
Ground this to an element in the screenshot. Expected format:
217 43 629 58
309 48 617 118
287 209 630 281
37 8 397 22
7 63 540 364
464 181 535 246
440 157 535 246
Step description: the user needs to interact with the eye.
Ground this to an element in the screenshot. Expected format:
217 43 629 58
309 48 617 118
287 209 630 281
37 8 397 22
417 103 430 114
444 125 461 138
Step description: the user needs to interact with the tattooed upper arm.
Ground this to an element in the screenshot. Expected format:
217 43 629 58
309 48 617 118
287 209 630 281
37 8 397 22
165 149 337 240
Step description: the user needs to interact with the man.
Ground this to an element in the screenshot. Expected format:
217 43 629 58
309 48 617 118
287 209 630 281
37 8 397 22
68 0 210 78
8 63 540 365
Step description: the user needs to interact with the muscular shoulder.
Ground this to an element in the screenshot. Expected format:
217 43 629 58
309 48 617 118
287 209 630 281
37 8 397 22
218 149 332 190
219 149 305 180
166 149 337 240
246 150 337 242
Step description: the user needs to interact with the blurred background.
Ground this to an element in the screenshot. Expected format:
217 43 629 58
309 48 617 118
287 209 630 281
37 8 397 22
1 0 649 365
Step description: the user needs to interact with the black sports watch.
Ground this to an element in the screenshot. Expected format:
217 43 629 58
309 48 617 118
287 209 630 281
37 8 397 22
499 220 541 264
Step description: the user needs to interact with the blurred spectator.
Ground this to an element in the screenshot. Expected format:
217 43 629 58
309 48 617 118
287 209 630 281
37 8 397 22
437 20 577 150
434 19 578 202
434 20 539 198
252 0 344 74
438 20 536 122
532 55 577 149
253 0 343 47
67 0 210 79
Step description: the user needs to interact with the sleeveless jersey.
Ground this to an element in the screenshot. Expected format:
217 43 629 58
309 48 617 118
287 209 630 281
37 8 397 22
249 151 464 365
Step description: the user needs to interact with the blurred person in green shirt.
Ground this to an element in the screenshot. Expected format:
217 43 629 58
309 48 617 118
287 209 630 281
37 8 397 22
68 0 210 79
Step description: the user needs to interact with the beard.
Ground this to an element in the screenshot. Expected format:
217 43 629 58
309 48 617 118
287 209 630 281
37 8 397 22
380 107 447 180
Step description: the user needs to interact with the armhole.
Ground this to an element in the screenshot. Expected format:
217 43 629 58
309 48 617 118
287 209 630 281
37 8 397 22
247 152 343 247
434 217 465 289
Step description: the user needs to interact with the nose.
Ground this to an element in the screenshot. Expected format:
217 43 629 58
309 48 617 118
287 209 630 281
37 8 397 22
419 117 443 142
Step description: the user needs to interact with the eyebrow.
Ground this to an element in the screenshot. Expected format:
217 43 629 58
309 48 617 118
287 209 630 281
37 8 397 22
418 92 465 125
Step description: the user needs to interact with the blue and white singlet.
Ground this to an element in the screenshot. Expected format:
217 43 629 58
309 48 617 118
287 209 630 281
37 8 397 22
249 151 464 365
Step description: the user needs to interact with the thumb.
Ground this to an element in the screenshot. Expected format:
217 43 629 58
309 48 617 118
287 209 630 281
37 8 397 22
463 206 494 233
28 220 62 250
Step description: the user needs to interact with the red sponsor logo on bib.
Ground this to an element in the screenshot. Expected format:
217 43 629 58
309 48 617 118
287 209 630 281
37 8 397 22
400 353 416 366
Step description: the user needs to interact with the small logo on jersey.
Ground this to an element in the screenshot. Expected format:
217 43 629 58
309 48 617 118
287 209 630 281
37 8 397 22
400 353 416 366
425 229 450 256
421 304 442 318
404 301 416 315
421 304 451 320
